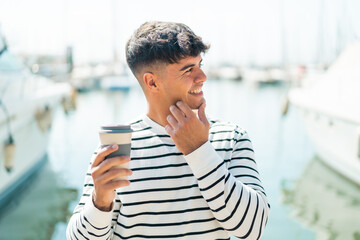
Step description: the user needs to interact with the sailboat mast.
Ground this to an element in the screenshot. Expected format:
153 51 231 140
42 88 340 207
112 0 118 63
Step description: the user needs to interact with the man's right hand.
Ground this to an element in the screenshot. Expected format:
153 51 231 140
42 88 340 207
91 144 132 211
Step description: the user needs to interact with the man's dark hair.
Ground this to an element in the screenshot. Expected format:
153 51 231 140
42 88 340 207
126 21 210 75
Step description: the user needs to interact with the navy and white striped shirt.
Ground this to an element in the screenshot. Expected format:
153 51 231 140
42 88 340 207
67 115 270 239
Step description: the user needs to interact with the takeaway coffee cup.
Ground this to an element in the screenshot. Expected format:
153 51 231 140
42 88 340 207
99 125 133 180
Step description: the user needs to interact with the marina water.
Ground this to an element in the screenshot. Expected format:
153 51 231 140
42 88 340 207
0 79 359 239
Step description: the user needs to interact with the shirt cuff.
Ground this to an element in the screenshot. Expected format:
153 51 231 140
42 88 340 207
184 141 223 179
82 192 114 228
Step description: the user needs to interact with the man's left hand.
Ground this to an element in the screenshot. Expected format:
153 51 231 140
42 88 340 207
165 101 210 155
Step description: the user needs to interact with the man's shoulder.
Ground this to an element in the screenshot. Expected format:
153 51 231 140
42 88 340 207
208 117 247 137
127 116 160 137
128 117 148 132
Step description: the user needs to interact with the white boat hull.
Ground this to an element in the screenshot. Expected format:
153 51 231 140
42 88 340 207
288 41 360 186
0 33 73 207
0 90 69 206
293 105 360 186
0 117 50 204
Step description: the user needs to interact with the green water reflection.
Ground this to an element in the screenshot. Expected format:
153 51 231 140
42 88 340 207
282 157 360 240
0 159 77 239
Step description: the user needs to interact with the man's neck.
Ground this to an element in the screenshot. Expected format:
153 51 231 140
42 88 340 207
146 107 171 128
147 105 199 128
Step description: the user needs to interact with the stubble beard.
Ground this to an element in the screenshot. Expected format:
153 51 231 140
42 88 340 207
188 96 206 110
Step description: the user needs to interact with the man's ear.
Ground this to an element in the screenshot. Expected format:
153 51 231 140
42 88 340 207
143 72 159 92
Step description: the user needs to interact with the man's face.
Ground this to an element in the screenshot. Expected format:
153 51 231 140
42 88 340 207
156 55 206 110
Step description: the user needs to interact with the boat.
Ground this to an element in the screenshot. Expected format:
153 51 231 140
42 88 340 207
0 31 74 209
243 67 289 86
98 62 134 91
100 74 132 91
288 42 360 185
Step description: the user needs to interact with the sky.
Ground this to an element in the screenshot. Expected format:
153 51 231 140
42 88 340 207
0 0 359 66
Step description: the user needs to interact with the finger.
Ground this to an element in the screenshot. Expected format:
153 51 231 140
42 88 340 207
106 179 131 190
169 105 186 122
165 124 174 136
91 144 118 168
176 101 195 118
94 156 130 177
95 168 132 184
166 114 178 129
198 103 209 126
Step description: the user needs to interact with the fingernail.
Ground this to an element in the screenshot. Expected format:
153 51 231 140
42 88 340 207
170 105 175 111
112 144 117 149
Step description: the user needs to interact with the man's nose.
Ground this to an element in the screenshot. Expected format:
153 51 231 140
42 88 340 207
194 68 207 83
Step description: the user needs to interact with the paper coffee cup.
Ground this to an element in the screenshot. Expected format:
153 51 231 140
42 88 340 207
99 125 133 180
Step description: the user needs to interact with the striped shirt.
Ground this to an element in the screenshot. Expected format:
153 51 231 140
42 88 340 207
66 115 270 240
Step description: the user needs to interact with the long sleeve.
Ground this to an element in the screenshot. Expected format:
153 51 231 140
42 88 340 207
66 151 121 240
184 130 270 239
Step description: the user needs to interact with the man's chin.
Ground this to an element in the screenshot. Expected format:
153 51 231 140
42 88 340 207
189 98 206 110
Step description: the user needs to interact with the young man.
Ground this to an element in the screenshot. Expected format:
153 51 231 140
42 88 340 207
67 21 270 240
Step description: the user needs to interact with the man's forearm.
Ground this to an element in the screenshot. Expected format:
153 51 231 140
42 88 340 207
66 153 119 240
184 141 270 239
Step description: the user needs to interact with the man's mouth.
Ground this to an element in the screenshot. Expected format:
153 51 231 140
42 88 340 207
188 88 202 94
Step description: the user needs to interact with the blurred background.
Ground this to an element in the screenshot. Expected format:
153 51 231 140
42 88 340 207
0 0 360 239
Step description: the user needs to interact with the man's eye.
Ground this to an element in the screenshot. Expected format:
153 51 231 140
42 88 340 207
199 63 203 68
186 68 193 73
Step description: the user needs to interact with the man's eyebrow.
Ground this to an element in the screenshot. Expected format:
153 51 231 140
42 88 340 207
179 59 203 72
179 63 195 72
